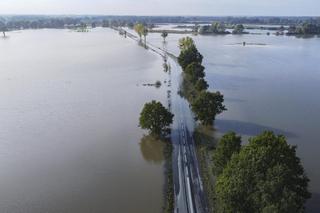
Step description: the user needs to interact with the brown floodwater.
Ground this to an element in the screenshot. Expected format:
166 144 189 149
0 28 169 213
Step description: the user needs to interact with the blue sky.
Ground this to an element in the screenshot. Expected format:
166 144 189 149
0 0 319 16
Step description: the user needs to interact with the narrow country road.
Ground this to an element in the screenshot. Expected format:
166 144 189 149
169 58 208 213
114 27 208 213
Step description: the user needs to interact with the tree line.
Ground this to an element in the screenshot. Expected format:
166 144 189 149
1 15 320 32
178 37 226 125
212 131 311 212
176 37 311 212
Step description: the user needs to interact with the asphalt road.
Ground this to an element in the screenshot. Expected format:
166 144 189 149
114 28 208 212
169 59 208 213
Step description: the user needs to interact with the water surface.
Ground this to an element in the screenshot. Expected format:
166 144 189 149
140 27 320 211
0 28 168 213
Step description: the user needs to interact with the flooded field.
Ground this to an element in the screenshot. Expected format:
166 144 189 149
140 26 320 211
1 25 320 212
0 28 169 213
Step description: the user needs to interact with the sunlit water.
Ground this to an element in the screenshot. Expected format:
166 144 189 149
0 28 169 213
138 27 320 212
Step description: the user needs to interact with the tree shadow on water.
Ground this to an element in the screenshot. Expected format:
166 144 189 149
215 119 298 138
139 134 166 165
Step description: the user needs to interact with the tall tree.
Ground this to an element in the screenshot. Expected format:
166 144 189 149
184 62 205 83
139 101 174 136
195 78 209 91
211 22 226 33
178 36 195 51
212 132 241 176
161 31 168 42
134 23 145 41
142 27 148 46
178 44 203 70
232 24 245 34
191 91 226 126
215 131 311 213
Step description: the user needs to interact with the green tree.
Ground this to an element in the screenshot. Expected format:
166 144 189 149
161 31 168 42
212 132 241 176
178 44 203 70
179 36 195 51
215 131 311 213
134 23 145 41
195 78 209 91
199 25 210 34
139 101 174 136
232 24 245 34
185 62 205 83
211 22 226 33
191 91 226 126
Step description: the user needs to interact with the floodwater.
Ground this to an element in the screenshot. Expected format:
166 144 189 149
0 28 169 213
138 27 320 212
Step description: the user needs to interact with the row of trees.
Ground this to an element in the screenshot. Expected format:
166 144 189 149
135 31 312 213
178 37 226 125
212 131 311 212
198 22 246 35
198 21 320 36
198 22 229 35
175 36 312 213
1 15 320 28
133 23 169 47
288 22 320 35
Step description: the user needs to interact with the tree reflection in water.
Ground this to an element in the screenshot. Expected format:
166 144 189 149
140 134 166 164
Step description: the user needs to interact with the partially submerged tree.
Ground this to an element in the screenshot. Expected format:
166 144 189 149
211 22 226 34
134 23 145 41
178 36 195 51
142 27 148 45
212 132 241 176
215 131 311 213
161 31 168 42
191 91 226 126
232 24 245 34
184 62 205 83
139 101 174 136
178 44 203 70
195 78 209 91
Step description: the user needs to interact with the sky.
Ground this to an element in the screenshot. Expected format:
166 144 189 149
0 0 319 16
